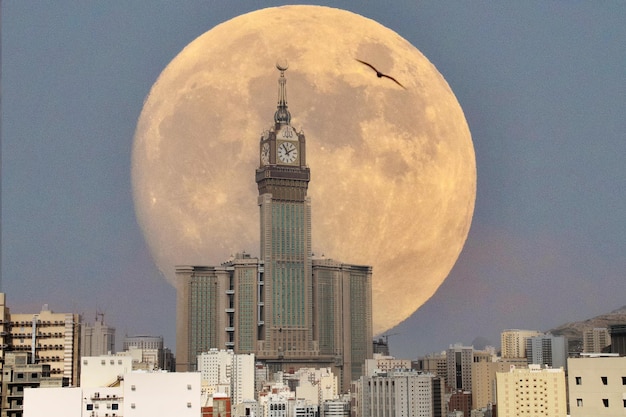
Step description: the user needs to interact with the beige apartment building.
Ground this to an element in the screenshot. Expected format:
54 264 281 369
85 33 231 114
496 364 567 417
582 327 611 353
8 305 81 386
500 329 542 359
568 353 626 416
471 358 527 410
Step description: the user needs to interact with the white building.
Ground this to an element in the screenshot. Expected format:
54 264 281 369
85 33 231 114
321 398 349 417
198 348 255 406
568 353 626 416
124 371 201 416
285 367 338 406
364 354 411 376
80 354 133 388
495 364 566 417
258 381 295 417
24 371 201 417
354 369 443 417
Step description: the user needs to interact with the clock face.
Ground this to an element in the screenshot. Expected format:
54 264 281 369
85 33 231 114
277 141 298 164
260 142 270 165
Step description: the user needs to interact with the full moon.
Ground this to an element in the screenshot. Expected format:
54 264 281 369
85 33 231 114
132 5 476 335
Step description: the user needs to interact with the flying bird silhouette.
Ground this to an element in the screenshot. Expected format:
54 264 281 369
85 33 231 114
355 59 406 90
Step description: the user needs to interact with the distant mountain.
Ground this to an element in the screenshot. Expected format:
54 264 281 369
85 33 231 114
549 305 626 340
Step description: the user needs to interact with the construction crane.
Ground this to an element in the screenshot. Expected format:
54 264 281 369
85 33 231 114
382 332 400 344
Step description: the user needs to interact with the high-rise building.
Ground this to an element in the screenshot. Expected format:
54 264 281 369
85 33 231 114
568 353 626 416
583 327 611 353
608 324 626 355
446 344 474 391
495 365 566 417
7 305 81 386
197 349 255 406
353 369 444 417
176 64 373 392
81 313 115 357
500 329 542 359
525 334 568 369
414 352 447 377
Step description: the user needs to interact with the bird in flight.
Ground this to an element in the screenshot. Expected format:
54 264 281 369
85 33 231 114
355 59 406 89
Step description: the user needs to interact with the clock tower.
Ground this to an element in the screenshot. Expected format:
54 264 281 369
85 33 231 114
255 63 314 359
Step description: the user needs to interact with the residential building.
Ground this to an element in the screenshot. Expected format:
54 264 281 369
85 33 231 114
354 369 444 417
23 370 201 417
8 305 81 386
448 390 471 417
122 335 173 370
80 354 132 388
583 327 610 353
202 393 232 417
2 352 66 417
471 358 527 410
446 344 473 391
495 364 566 417
414 352 447 377
363 354 411 376
568 353 626 416
525 334 568 369
197 349 255 406
176 65 373 393
321 398 350 417
500 329 542 359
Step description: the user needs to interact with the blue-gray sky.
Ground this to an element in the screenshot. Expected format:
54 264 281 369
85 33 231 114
2 1 625 358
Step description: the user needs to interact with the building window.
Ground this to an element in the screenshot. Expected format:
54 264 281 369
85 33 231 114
575 376 582 385
187 402 192 408
601 376 608 385
86 404 93 411
603 398 609 407
131 403 136 409
112 403 118 410
623 399 626 408
131 385 136 391
83 359 88 365
577 398 583 407
622 376 626 385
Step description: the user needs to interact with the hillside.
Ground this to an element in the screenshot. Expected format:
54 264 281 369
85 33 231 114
549 305 626 340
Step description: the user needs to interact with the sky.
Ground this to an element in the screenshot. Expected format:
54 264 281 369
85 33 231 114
2 1 625 359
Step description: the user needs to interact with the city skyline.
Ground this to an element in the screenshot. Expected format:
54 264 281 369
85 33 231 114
2 2 626 359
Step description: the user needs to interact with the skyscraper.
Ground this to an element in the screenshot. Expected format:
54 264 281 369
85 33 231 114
176 64 373 392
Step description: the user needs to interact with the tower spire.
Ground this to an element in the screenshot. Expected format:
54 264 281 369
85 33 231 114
274 60 291 126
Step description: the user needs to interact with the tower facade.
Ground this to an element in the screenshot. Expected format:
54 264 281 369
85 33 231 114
176 65 372 392
255 63 313 358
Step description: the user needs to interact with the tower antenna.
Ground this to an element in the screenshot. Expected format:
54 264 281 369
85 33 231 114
274 59 291 126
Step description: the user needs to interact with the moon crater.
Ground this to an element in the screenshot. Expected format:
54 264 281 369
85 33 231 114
132 5 476 334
